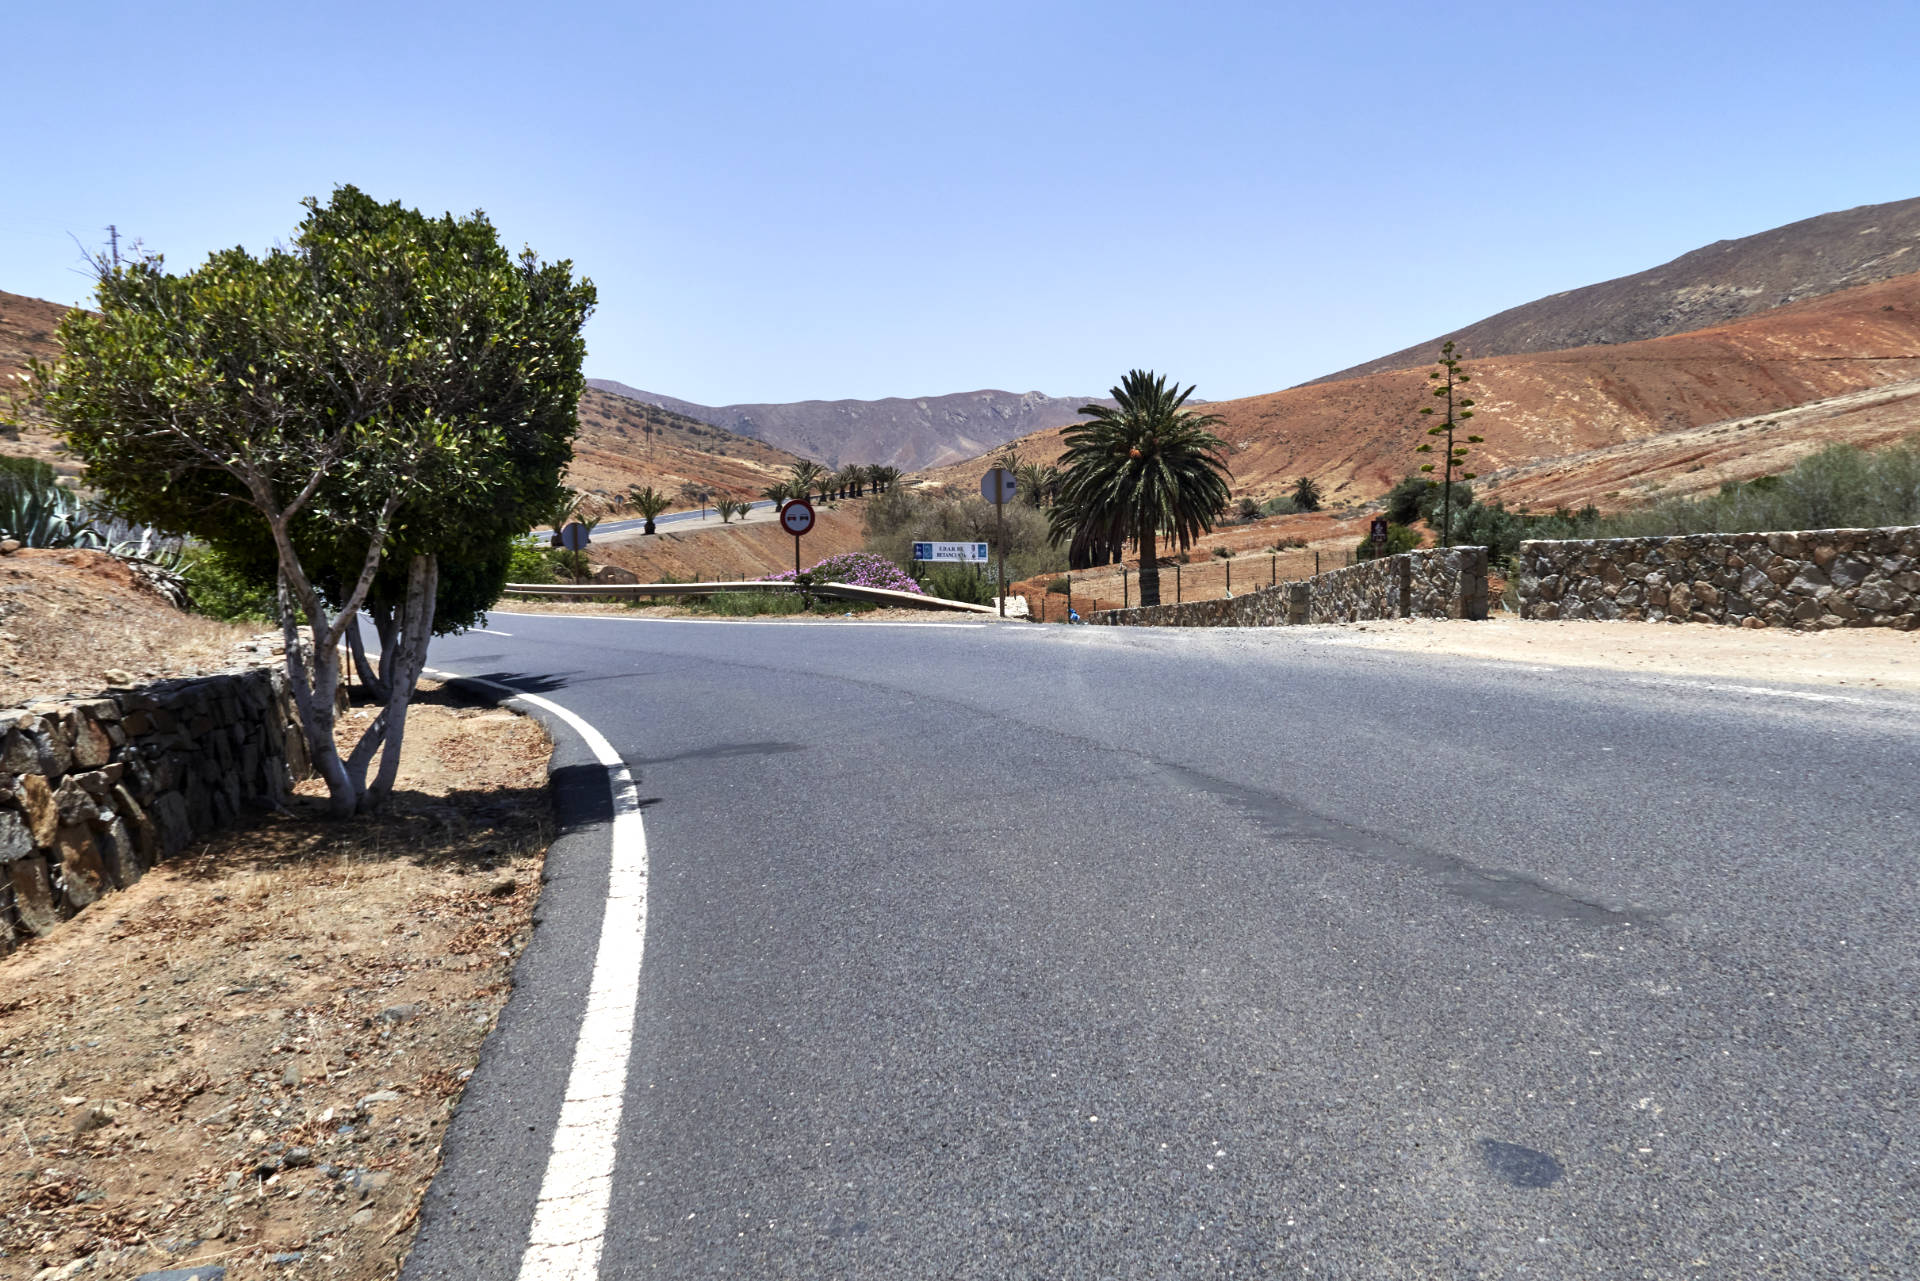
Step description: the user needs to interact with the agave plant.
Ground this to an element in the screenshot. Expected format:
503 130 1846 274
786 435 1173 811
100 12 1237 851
0 475 105 549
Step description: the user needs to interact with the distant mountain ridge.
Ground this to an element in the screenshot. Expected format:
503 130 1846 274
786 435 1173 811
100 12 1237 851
1310 195 1920 384
586 381 1109 472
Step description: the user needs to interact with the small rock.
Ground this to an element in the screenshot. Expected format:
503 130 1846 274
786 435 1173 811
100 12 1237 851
103 669 137 687
282 1146 314 1169
281 1063 302 1088
349 1207 375 1226
73 1105 117 1135
268 1256 304 1268
357 1090 402 1107
134 1269 227 1281
487 875 518 897
0 539 19 555
342 1167 390 1197
376 1004 419 1025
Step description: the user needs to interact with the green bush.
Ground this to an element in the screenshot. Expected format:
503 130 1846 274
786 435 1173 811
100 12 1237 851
922 564 995 605
1353 523 1424 561
862 486 1067 584
506 540 561 584
680 590 814 616
182 545 277 622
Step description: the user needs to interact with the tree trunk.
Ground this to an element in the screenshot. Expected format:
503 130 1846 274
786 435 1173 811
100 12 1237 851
1138 527 1161 607
366 554 438 810
644 517 656 535
277 572 357 818
347 613 392 704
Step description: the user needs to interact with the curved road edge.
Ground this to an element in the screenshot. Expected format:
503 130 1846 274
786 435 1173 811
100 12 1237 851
401 671 651 1281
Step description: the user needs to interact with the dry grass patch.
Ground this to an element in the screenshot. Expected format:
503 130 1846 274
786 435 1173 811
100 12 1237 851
0 682 553 1280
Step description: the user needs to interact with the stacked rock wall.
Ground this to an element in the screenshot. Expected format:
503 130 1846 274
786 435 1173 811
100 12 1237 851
1517 527 1920 629
1088 548 1487 628
0 660 309 955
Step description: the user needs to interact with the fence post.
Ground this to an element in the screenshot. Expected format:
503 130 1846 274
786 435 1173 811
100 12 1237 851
1122 565 1129 609
1314 551 1320 576
1226 559 1232 595
1175 563 1182 603
1067 574 1073 621
1270 553 1276 587
1397 556 1412 618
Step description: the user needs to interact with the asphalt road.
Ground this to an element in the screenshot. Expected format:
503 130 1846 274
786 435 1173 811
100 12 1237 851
594 500 776 537
403 612 1919 1279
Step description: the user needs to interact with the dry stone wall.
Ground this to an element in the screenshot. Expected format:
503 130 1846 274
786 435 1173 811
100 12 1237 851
1088 547 1487 628
1517 526 1920 629
0 645 310 955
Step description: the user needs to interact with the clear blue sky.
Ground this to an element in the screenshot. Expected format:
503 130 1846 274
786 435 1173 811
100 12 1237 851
6 1 1915 405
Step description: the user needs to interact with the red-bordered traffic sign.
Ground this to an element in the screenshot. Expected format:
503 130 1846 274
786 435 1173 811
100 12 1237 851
780 498 816 536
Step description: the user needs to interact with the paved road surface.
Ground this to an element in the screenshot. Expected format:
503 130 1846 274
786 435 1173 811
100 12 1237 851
403 612 1918 1279
593 500 777 538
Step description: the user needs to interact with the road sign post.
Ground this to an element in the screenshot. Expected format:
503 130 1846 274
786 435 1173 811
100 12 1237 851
780 498 816 578
981 467 1017 618
1370 516 1388 558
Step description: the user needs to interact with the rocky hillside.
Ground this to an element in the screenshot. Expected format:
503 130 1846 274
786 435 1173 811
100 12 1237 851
1312 195 1920 384
569 387 808 505
588 380 1108 472
927 273 1920 513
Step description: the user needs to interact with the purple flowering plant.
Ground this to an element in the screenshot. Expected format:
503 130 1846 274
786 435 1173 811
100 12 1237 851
764 551 923 594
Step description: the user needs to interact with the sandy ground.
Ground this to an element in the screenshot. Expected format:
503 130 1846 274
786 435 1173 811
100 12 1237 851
1298 615 1920 693
0 682 553 1281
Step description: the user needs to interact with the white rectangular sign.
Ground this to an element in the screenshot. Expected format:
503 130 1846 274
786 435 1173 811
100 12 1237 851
912 541 989 563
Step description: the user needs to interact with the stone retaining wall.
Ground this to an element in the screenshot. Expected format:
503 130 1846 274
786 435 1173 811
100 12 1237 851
1517 526 1920 629
1087 547 1488 628
0 648 310 955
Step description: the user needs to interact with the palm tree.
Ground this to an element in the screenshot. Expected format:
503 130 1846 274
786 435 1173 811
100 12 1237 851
1291 476 1324 513
1015 461 1051 509
543 488 584 547
787 461 827 503
759 480 793 507
835 465 862 500
869 465 901 494
1051 370 1231 607
628 484 670 535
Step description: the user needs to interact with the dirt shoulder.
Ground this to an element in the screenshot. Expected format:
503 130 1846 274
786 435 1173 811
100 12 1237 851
0 681 553 1281
1298 616 1920 693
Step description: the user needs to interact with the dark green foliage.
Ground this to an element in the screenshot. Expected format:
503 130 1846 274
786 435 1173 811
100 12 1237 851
922 564 995 605
1382 475 1428 526
1414 341 1482 545
181 544 278 621
1354 523 1423 561
1050 370 1232 604
1290 476 1324 512
0 469 102 548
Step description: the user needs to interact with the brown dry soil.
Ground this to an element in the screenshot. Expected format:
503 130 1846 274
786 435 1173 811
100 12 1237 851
925 273 1920 512
0 550 261 707
0 682 553 1281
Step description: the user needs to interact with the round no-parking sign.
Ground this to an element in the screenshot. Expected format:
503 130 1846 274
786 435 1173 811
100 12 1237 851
780 499 816 536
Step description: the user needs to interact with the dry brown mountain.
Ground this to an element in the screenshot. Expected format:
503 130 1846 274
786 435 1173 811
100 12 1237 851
588 380 1108 472
1313 195 1920 384
0 288 800 502
929 272 1920 514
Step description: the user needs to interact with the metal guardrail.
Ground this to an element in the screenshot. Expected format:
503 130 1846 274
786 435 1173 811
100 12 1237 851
501 580 1000 615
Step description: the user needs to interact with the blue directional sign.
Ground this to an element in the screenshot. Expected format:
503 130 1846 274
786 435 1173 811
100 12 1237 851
912 541 989 563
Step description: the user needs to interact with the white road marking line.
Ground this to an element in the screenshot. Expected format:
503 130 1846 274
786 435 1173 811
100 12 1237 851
489 610 992 628
1626 677 1863 704
474 628 515 636
424 668 648 1281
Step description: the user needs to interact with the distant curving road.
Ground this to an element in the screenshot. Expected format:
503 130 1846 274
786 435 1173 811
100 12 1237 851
402 612 1919 1279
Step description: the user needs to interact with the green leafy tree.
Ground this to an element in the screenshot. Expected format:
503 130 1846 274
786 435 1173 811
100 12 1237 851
1290 476 1324 513
628 484 670 534
1050 370 1231 606
1415 341 1484 547
35 186 593 816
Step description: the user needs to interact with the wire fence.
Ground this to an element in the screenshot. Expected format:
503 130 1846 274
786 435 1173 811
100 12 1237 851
1019 548 1359 621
